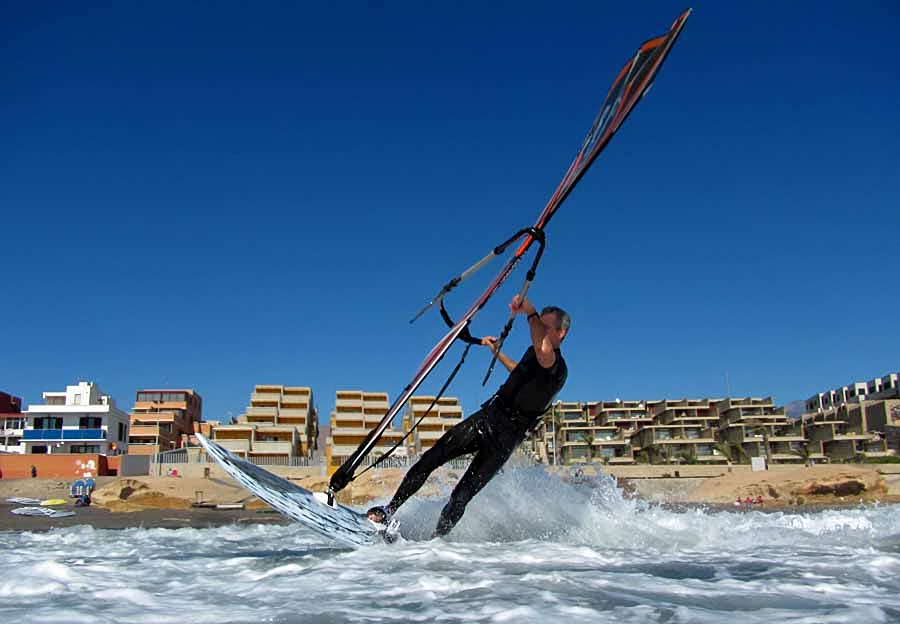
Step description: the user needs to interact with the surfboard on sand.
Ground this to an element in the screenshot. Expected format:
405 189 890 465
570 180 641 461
195 434 382 547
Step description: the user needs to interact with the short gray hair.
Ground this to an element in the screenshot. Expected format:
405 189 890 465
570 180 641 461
541 306 570 332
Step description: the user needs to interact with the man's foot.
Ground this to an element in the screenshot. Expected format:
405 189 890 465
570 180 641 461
366 505 392 525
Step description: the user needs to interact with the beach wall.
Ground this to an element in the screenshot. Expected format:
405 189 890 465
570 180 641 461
148 461 326 480
0 454 110 478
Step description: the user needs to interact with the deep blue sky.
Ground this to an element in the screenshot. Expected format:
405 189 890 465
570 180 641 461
2 2 898 424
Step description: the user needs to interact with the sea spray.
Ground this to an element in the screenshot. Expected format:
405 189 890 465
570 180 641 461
2 469 900 622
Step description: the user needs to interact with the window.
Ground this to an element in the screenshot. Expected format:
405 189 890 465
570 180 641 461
118 423 126 441
31 445 47 454
70 445 100 454
34 417 63 430
79 416 102 429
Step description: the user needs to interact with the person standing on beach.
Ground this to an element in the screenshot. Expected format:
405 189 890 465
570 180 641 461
367 294 569 537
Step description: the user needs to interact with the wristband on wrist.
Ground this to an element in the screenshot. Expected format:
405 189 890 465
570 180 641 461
527 312 539 322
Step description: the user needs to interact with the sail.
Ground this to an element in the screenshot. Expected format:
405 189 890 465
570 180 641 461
328 9 692 494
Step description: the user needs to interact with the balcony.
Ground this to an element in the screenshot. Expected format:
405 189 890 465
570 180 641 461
331 425 369 439
131 412 177 423
24 429 106 441
252 441 293 454
218 439 251 453
130 425 176 438
330 421 368 433
250 392 281 405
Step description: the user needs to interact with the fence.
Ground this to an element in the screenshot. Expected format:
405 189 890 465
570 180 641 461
328 454 474 471
150 447 324 471
150 447 520 473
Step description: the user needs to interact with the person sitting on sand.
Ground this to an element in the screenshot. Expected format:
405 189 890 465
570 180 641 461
367 294 569 538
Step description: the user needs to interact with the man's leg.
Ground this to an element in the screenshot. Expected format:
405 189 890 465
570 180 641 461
433 440 515 537
373 412 483 519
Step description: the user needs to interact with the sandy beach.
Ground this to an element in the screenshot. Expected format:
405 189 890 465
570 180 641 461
2 463 899 531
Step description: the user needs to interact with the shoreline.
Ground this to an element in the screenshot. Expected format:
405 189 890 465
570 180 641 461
3 462 900 532
1 499 894 533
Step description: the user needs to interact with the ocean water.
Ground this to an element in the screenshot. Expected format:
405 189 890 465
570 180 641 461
2 467 899 623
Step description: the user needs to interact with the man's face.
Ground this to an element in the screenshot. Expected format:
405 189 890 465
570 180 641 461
540 313 567 344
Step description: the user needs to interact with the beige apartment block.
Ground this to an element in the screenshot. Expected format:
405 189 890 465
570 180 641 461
560 422 633 464
592 400 656 434
211 385 318 462
631 423 722 464
804 400 895 461
406 395 464 454
128 389 203 455
326 390 407 473
538 401 636 465
653 399 720 429
546 401 587 464
711 397 812 463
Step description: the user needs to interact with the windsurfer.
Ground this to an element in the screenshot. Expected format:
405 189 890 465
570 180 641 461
368 294 569 537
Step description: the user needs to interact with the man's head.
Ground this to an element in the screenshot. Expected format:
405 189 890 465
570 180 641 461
539 305 570 346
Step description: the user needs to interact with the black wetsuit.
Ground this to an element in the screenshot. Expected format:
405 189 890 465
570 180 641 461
386 346 567 536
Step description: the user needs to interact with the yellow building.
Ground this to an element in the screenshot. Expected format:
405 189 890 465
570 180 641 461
211 385 318 463
405 395 464 454
326 390 407 474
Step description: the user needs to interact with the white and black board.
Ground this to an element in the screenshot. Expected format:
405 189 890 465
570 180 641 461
196 434 378 547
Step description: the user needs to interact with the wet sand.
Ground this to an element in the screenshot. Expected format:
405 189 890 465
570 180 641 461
0 501 291 532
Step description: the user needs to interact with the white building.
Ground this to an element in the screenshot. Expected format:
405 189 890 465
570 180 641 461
806 372 899 415
24 381 130 455
0 415 26 454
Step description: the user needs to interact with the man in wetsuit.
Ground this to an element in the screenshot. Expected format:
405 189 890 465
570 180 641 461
367 294 569 537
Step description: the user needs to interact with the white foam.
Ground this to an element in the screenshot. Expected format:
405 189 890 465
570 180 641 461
1 468 899 622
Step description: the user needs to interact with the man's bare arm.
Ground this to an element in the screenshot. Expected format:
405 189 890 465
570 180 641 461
482 336 517 373
511 296 556 369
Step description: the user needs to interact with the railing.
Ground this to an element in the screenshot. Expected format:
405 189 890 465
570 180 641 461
150 447 324 468
329 453 473 470
243 455 321 467
23 429 105 441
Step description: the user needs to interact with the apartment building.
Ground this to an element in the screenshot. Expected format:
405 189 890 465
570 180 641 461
867 373 899 397
801 372 899 460
326 390 407 473
805 372 899 414
23 381 130 455
804 401 894 461
592 400 655 434
127 389 203 455
0 391 25 454
713 397 812 463
630 424 720 464
211 385 318 462
539 402 635 465
627 399 722 463
405 395 464 454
